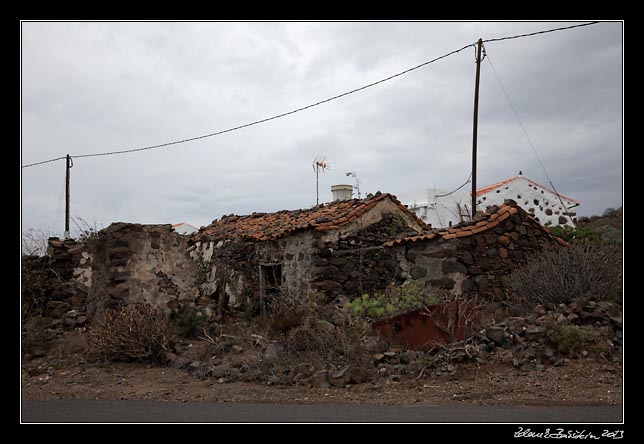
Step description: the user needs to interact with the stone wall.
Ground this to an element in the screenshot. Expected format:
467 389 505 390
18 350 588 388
307 201 566 303
390 202 566 301
86 223 199 318
311 213 417 300
189 230 316 313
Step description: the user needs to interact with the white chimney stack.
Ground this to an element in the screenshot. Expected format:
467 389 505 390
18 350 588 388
331 184 353 201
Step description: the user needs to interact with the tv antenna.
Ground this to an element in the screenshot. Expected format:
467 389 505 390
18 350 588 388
313 157 330 205
346 171 362 199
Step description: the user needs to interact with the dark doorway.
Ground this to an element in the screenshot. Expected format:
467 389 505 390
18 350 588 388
261 264 283 295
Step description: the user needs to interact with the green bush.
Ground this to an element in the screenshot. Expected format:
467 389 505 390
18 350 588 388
171 304 206 338
346 282 440 320
548 225 621 246
546 325 592 355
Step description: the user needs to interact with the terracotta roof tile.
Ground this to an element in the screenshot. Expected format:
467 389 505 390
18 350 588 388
470 225 489 234
195 193 426 242
384 200 564 247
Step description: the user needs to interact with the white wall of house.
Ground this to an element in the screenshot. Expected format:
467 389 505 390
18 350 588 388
475 176 579 227
397 188 472 229
172 222 198 235
399 176 579 228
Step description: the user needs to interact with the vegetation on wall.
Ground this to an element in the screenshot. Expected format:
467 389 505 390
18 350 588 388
346 282 440 320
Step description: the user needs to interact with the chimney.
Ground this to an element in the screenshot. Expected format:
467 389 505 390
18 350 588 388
331 184 353 201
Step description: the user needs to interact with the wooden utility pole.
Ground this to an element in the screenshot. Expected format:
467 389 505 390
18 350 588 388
64 154 71 239
471 38 483 218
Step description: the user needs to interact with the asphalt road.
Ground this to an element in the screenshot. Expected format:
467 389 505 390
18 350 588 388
21 400 623 423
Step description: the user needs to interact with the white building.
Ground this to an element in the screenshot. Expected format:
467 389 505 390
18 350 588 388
474 174 580 227
399 173 580 228
397 186 473 229
171 222 198 235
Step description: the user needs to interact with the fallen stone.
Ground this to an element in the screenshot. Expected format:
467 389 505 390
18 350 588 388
486 326 505 345
292 373 307 385
533 305 546 316
310 370 330 389
579 311 604 323
264 374 280 386
609 315 622 330
399 351 415 365
315 320 336 335
505 317 527 336
330 365 352 387
65 310 78 319
162 351 176 364
525 325 544 339
373 353 385 363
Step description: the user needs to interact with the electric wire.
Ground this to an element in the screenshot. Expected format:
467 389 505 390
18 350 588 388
435 172 472 198
484 49 573 213
21 156 66 169
483 21 599 44
21 21 600 168
70 43 475 160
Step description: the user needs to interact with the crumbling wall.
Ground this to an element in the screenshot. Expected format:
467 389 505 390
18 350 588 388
87 223 199 318
309 203 566 303
311 213 415 301
393 207 565 300
190 230 316 313
42 238 91 328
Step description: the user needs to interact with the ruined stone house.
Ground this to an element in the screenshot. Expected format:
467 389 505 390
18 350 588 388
43 193 567 325
188 192 426 311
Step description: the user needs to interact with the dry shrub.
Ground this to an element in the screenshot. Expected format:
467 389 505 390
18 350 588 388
510 244 622 312
265 290 312 336
22 316 51 356
87 303 177 363
21 258 53 319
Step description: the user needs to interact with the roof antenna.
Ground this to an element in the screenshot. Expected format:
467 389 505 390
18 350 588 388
313 157 330 205
346 171 362 199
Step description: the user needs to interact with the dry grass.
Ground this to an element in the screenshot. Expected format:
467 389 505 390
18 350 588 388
87 304 177 363
510 244 622 311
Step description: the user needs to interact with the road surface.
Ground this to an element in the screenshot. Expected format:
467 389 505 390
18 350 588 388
21 400 623 423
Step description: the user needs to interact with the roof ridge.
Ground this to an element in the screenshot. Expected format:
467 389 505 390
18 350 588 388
195 192 426 242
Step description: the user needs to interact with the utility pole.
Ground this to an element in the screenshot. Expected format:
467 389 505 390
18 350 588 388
64 154 72 239
471 38 483 219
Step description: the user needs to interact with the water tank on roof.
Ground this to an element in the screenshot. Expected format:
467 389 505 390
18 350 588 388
331 184 353 201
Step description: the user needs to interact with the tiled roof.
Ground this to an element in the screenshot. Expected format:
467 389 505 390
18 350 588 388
196 192 426 242
385 201 568 247
474 176 580 205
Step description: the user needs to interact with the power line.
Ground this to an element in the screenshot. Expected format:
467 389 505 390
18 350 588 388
435 172 472 198
21 156 66 169
21 21 601 169
484 49 572 213
24 42 474 167
483 21 599 44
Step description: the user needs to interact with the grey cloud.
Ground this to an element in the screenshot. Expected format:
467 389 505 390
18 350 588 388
21 21 622 236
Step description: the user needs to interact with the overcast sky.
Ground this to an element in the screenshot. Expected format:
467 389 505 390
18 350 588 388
21 21 622 236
